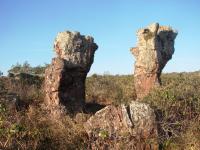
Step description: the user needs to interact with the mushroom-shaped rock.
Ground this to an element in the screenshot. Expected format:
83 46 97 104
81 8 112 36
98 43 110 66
131 23 177 99
45 31 98 114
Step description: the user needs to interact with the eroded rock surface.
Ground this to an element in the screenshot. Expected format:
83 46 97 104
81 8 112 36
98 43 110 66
45 31 98 113
84 101 158 149
131 23 177 99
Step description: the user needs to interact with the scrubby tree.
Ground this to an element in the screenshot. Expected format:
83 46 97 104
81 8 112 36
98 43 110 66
8 61 48 75
31 64 49 74
8 61 30 74
0 70 3 76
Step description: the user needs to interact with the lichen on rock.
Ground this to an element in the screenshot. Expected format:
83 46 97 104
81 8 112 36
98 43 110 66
54 31 97 70
45 31 98 114
84 101 158 149
131 23 178 99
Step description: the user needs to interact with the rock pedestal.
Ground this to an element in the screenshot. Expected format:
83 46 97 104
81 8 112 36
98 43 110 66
45 31 98 113
131 23 177 99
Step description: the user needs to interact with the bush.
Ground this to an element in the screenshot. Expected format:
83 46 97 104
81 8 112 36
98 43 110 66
142 72 200 149
0 71 3 76
8 61 48 75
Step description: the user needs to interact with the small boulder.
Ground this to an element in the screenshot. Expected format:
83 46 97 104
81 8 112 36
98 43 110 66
84 101 158 149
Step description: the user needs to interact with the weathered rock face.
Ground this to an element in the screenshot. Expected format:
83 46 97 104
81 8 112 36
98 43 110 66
131 23 178 99
54 31 97 71
84 101 158 149
45 31 98 113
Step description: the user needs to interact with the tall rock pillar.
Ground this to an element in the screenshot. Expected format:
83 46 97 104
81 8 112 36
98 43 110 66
45 31 98 113
131 23 177 99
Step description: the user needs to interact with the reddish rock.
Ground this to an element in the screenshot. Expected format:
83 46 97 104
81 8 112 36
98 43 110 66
84 101 158 149
131 23 178 99
45 31 98 113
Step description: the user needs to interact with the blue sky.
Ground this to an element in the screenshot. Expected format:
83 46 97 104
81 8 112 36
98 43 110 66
0 0 200 75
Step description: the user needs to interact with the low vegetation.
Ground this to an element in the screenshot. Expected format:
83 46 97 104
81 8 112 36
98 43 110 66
8 61 48 75
0 64 200 149
86 74 136 105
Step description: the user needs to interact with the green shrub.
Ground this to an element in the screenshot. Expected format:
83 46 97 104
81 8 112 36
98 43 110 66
142 72 200 149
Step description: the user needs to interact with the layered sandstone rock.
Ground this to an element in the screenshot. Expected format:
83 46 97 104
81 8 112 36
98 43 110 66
45 31 98 113
131 23 177 99
84 101 158 149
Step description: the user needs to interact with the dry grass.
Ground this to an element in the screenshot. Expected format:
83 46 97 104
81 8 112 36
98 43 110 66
0 71 200 149
86 74 136 105
142 72 200 149
0 77 88 149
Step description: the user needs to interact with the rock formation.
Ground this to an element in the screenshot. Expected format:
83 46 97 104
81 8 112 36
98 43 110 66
84 101 158 149
131 23 177 99
45 31 98 113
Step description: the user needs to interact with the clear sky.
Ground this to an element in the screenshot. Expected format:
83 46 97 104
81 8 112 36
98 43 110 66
0 0 200 75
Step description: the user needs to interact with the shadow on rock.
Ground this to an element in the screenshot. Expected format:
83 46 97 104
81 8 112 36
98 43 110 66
84 102 106 114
